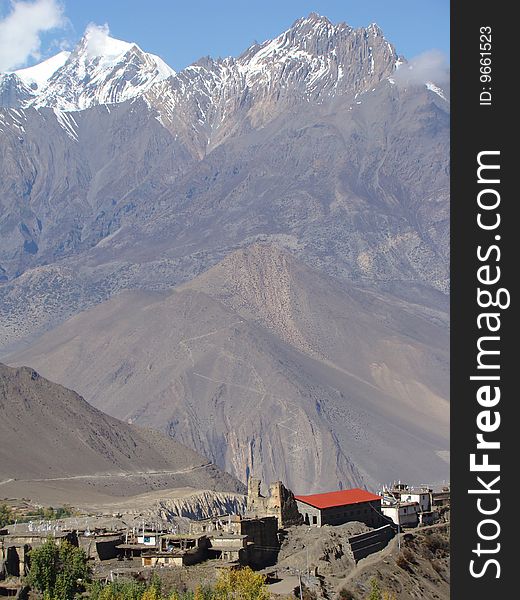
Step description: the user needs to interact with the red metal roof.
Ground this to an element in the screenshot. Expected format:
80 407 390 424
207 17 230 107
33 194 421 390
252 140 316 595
295 488 381 510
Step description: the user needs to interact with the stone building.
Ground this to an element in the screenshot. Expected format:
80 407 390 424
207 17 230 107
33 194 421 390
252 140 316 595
381 483 442 527
206 532 249 563
189 513 280 567
348 525 395 562
141 534 209 567
295 488 383 528
137 532 159 547
78 532 124 561
0 530 78 577
246 478 302 528
399 489 431 513
190 514 278 547
432 487 450 509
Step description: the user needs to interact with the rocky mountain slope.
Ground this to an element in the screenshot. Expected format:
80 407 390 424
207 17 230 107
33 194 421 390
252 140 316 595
0 73 34 108
0 14 449 495
0 362 244 502
0 13 449 354
7 245 449 492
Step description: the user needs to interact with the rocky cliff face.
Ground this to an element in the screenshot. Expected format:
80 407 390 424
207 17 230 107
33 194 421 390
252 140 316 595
154 491 247 521
143 14 398 152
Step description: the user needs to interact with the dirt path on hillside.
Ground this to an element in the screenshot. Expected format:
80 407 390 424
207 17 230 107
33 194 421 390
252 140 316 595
0 463 212 485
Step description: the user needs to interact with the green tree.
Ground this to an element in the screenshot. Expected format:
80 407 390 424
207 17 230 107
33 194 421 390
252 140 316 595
0 503 13 528
54 505 74 520
214 567 269 600
367 578 382 600
149 573 163 596
89 580 146 600
141 588 162 600
28 538 59 595
28 539 89 600
193 585 214 600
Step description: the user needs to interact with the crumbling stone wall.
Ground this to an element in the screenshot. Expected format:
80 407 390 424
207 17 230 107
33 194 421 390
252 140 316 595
246 478 302 528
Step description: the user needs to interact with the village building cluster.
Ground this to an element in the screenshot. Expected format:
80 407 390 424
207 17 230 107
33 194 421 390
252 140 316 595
115 513 281 570
380 483 451 529
1 478 450 595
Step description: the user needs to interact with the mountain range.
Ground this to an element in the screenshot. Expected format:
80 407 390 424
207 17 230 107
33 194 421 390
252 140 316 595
0 14 449 493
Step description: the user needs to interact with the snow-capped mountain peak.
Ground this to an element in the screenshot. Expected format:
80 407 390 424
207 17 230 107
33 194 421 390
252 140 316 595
233 14 396 97
1 51 70 108
80 24 134 61
137 15 401 157
12 26 175 111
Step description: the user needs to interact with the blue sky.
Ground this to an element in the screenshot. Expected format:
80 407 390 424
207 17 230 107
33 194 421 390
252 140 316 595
1 0 449 72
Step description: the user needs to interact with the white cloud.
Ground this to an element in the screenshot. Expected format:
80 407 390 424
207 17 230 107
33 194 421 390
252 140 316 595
394 50 449 88
0 0 65 72
82 22 130 60
84 22 110 58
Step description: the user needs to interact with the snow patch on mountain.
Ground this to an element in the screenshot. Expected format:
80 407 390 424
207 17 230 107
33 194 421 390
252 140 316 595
14 51 70 90
53 108 79 141
426 81 448 101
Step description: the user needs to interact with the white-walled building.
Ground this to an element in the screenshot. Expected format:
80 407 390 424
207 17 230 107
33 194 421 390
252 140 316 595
399 489 431 513
381 502 420 528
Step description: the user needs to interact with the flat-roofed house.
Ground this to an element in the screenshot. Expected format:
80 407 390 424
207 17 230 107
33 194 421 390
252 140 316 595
207 532 250 564
396 488 432 513
381 502 420 528
141 534 209 568
295 489 383 528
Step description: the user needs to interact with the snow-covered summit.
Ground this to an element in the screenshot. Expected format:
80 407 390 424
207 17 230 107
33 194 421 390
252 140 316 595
233 13 396 95
81 24 134 61
5 25 175 111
